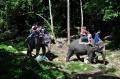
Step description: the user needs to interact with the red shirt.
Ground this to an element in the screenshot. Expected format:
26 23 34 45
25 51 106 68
80 29 88 36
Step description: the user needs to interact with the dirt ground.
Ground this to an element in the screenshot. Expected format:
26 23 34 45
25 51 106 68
23 40 120 78
50 43 120 78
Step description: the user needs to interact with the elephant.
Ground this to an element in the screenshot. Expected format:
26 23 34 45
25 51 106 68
26 33 54 58
66 39 106 64
94 40 106 64
26 34 46 58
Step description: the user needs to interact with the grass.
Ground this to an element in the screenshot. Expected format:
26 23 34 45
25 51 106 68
0 44 17 52
13 41 27 51
0 41 27 53
1 36 27 51
105 50 113 57
98 64 117 75
98 64 106 71
66 61 94 73
0 49 66 79
52 61 65 68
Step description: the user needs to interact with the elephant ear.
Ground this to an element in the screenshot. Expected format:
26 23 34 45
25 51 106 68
96 41 105 52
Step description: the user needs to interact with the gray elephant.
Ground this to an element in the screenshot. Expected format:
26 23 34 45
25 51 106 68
66 39 106 64
94 40 106 64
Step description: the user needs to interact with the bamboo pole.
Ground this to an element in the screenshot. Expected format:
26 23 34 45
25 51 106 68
48 0 56 39
67 0 70 45
80 0 83 27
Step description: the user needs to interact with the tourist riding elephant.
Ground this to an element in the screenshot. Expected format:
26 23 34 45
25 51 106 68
26 33 53 58
66 39 106 64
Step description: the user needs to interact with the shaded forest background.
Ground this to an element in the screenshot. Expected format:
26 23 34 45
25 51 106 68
0 0 120 49
1 0 120 79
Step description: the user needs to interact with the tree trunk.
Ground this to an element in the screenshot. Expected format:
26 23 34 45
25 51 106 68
80 0 83 27
67 0 70 45
48 0 55 39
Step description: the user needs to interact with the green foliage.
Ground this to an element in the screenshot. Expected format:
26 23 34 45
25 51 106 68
0 18 6 29
0 49 65 79
0 0 120 48
13 37 27 51
0 44 17 52
14 41 27 51
104 40 117 50
0 36 27 51
0 0 49 32
84 0 120 22
102 8 119 21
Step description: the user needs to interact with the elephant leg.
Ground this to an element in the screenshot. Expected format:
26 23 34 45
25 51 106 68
27 44 30 56
66 49 74 62
27 45 33 57
87 51 93 63
27 49 33 57
47 43 51 53
42 45 46 55
27 49 30 56
93 52 98 63
76 54 81 60
34 47 40 58
101 52 106 64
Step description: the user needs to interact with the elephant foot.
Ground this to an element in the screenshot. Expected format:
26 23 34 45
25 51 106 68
27 53 29 56
93 56 98 64
33 53 39 58
27 53 32 57
103 60 107 65
66 58 70 62
84 59 89 64
87 58 93 64
47 50 51 53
